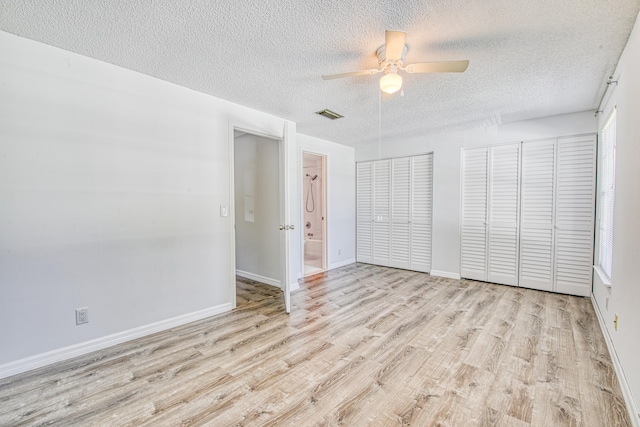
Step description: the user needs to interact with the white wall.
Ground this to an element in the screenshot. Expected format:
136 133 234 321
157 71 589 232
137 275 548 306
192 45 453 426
234 133 280 285
298 134 356 272
0 31 307 375
356 111 597 277
592 14 640 424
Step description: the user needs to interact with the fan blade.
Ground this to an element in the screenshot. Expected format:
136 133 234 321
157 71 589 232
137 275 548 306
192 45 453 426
405 60 469 73
322 69 380 80
385 31 407 61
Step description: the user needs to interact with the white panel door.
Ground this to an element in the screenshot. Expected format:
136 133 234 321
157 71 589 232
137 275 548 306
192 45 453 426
554 135 596 296
410 154 433 273
519 139 556 292
356 162 373 264
461 147 489 281
373 160 391 266
390 157 411 269
487 144 521 286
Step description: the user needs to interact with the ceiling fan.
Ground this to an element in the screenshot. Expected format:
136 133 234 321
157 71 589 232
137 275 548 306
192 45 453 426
322 30 469 94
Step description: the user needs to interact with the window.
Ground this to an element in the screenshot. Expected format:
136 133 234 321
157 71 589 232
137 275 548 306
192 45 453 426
598 107 617 280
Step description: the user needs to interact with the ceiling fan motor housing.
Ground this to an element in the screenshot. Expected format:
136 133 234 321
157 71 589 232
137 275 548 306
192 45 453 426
377 44 408 72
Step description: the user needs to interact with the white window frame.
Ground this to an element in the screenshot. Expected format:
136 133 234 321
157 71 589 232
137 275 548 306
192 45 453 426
598 107 617 282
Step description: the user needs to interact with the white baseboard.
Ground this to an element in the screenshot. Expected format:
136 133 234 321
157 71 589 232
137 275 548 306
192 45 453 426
430 270 461 280
329 258 356 270
0 303 232 380
236 270 282 289
592 295 640 427
290 281 300 292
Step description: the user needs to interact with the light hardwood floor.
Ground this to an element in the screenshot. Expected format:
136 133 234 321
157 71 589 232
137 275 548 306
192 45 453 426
0 264 631 426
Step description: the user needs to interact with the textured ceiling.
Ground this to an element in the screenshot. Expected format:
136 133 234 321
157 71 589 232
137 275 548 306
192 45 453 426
1 1 639 148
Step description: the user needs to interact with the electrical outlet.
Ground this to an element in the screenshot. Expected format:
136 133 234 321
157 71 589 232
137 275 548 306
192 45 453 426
338 249 342 256
76 308 89 325
614 314 619 331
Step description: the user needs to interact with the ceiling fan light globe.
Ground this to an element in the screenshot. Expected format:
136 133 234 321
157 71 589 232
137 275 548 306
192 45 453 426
380 73 403 94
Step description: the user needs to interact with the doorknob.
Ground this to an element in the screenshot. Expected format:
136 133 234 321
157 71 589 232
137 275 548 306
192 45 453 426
288 224 295 230
279 225 285 230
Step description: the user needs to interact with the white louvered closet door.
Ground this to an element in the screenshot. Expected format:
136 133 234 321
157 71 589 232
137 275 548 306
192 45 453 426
487 144 521 286
410 154 433 273
356 155 433 272
356 162 373 264
554 135 596 297
390 157 411 269
373 160 391 266
519 139 556 292
461 148 489 281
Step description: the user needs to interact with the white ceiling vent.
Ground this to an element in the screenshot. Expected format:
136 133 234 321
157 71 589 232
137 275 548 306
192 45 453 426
315 109 343 120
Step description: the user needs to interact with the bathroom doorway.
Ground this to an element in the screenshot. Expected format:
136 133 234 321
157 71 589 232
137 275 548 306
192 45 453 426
302 152 326 276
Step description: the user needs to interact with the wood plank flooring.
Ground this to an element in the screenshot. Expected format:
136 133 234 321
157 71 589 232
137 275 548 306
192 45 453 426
0 264 631 426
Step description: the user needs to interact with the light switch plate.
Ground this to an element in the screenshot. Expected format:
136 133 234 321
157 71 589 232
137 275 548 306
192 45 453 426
220 205 228 217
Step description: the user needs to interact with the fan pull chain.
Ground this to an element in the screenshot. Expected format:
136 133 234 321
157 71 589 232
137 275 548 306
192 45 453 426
378 88 382 160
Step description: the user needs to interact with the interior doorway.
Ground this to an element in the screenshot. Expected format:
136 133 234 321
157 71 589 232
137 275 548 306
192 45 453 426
302 152 326 276
231 126 291 313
